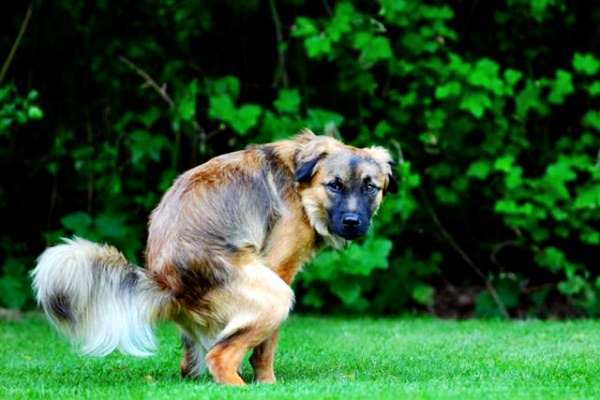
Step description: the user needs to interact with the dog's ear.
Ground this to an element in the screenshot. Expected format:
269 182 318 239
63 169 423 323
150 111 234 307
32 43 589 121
386 161 399 195
364 146 398 195
295 128 341 183
294 128 317 144
295 156 322 183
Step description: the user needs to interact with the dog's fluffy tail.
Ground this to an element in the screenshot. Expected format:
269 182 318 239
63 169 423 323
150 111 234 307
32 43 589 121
31 237 169 357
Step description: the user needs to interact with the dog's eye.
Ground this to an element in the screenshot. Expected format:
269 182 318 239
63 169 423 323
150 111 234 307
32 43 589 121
365 183 380 195
326 181 343 193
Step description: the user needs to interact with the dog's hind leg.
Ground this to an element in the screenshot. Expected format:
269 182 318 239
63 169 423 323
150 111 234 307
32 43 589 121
204 263 293 385
205 327 262 385
179 332 207 379
250 329 279 383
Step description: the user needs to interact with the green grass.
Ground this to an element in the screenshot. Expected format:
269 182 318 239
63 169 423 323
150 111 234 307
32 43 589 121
1 315 599 399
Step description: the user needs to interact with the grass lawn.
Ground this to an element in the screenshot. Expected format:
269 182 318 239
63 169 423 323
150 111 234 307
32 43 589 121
0 314 598 399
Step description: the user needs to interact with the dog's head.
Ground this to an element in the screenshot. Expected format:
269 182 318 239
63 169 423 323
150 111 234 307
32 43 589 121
294 130 398 246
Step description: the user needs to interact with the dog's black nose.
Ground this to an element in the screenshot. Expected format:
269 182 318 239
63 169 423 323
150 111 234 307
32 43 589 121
342 213 360 227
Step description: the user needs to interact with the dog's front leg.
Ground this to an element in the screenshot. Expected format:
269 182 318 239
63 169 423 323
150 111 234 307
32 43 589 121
250 329 279 383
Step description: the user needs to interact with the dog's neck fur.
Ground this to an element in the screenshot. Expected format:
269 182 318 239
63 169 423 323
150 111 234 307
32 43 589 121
264 137 349 251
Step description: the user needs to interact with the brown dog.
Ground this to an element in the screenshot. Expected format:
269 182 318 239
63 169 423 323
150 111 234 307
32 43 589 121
32 129 397 385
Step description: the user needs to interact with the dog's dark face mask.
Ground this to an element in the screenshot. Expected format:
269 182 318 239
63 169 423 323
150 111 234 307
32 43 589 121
296 150 397 241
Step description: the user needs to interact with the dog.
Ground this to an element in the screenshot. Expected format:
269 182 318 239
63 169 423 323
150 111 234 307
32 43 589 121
32 129 397 385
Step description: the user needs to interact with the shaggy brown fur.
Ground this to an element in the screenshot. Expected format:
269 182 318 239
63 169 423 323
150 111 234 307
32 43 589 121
32 129 397 385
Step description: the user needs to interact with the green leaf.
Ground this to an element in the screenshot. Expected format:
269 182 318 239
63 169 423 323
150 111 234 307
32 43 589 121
326 2 356 42
494 199 517 214
27 89 39 101
547 70 574 105
352 32 372 49
424 109 447 130
273 89 301 114
307 108 344 131
528 0 556 22
515 80 550 118
412 284 435 306
331 280 362 305
583 111 600 131
536 247 568 272
360 36 393 61
459 91 492 118
128 130 169 163
574 184 600 209
138 107 161 127
292 17 318 37
373 121 392 138
588 81 600 96
400 31 431 55
435 81 461 99
301 288 325 309
545 162 576 183
468 58 503 96
304 35 332 58
447 53 470 75
493 155 516 172
573 53 600 76
305 250 341 282
343 238 393 275
580 230 600 245
95 213 127 239
505 166 524 189
208 94 236 121
558 275 586 296
60 212 92 232
178 79 197 121
212 76 241 99
541 163 575 200
504 68 523 87
27 106 44 120
466 159 492 180
434 185 459 204
230 104 262 135
420 4 454 20
551 208 569 221
407 173 420 188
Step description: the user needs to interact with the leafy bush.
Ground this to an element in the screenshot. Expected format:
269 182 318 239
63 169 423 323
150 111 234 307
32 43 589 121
0 84 43 309
1 0 599 317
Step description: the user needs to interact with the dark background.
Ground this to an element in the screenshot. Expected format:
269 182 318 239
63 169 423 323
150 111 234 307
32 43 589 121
1 0 599 317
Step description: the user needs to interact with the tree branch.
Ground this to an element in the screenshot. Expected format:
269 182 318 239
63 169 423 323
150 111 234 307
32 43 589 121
321 0 333 16
268 0 289 88
420 187 510 319
490 240 516 270
118 56 175 109
118 56 213 167
0 3 33 85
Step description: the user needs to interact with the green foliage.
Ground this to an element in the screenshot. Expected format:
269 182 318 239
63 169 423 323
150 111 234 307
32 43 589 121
0 232 33 310
208 76 263 135
573 53 600 76
2 0 600 317
0 84 43 309
0 85 43 136
301 235 393 310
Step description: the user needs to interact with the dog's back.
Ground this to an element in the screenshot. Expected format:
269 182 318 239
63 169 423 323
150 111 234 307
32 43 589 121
146 141 307 383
